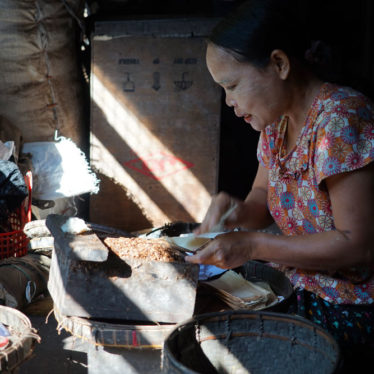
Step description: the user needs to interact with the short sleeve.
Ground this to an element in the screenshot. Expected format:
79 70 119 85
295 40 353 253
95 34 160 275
313 94 374 185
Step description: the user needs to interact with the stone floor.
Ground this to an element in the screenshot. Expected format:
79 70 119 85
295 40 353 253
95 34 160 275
18 297 89 374
15 296 165 374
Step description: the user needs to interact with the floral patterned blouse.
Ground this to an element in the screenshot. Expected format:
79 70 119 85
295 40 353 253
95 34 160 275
257 82 374 305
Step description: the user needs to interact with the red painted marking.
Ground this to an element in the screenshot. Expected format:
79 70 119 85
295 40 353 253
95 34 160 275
0 336 9 350
132 330 138 346
124 152 194 180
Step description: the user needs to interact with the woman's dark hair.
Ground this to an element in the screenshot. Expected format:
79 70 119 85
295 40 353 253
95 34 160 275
208 0 313 68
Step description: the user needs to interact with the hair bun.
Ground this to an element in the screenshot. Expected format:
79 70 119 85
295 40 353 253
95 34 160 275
304 40 332 66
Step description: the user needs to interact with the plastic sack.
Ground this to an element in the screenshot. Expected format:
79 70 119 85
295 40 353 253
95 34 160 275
22 136 100 200
0 253 50 309
0 141 15 161
0 160 28 222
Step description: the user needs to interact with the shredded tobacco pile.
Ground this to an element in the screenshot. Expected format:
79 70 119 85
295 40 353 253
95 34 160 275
103 237 185 263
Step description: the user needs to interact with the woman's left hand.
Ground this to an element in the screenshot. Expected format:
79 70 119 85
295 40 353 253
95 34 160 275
185 231 254 269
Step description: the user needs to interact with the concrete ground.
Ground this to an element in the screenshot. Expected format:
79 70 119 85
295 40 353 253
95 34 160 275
18 296 89 374
16 296 166 374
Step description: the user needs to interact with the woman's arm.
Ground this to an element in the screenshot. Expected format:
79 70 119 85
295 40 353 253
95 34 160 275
233 163 274 230
194 164 273 235
187 163 374 271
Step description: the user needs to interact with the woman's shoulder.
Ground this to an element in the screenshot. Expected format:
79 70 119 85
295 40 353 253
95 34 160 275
311 83 374 183
311 82 374 137
319 83 374 117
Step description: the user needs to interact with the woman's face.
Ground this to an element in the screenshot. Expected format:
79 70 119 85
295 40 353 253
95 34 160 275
206 43 289 131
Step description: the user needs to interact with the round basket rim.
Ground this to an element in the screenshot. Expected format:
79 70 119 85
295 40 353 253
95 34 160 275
166 309 340 342
53 307 176 349
0 305 40 371
163 309 341 374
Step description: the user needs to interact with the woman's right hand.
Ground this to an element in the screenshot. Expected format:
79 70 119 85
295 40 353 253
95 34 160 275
194 192 241 235
185 230 255 269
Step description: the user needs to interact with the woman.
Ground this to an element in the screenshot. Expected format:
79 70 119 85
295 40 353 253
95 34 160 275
186 0 374 370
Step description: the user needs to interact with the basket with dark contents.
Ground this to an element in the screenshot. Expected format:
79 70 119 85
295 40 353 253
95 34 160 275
162 310 341 374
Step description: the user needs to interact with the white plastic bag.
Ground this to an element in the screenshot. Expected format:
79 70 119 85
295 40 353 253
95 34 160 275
22 136 100 200
0 141 15 161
